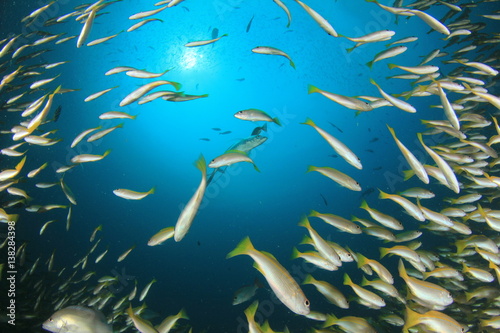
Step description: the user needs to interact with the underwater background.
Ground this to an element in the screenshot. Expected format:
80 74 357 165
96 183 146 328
0 0 499 332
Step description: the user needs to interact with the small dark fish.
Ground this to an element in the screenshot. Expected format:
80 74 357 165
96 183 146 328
329 154 338 158
212 128 221 131
328 122 343 133
246 15 255 33
199 138 210 141
320 194 328 206
365 149 374 153
236 78 245 81
197 241 201 246
373 166 382 170
53 105 62 122
360 187 375 199
219 131 232 135
212 28 219 39
251 124 267 136
182 6 189 11
369 137 379 143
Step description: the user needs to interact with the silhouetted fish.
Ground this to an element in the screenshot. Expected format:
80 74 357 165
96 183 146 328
369 137 379 142
219 131 232 135
246 15 254 33
212 28 219 39
199 138 210 141
212 128 221 131
320 194 328 206
328 122 343 133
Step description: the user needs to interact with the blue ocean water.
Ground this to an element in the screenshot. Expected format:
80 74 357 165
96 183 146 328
0 0 499 332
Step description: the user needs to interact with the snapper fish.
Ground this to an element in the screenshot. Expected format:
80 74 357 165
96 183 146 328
42 305 112 333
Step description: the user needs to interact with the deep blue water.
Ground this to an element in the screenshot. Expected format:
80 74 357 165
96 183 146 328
0 0 499 332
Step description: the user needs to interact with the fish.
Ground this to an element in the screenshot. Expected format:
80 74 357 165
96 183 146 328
252 46 295 68
234 109 281 125
307 165 361 191
42 306 112 333
113 187 155 200
209 150 259 171
148 227 175 246
367 45 407 69
246 16 254 33
301 118 362 169
227 237 310 315
185 34 228 47
273 0 291 28
294 0 337 37
76 10 97 48
174 155 207 242
251 124 267 136
387 125 428 184
219 131 232 135
307 85 373 112
232 278 263 305
71 150 111 164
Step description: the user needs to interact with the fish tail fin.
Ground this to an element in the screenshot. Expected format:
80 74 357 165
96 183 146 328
455 239 467 255
366 60 374 69
398 259 408 279
387 63 397 69
356 252 369 268
170 81 182 90
297 215 311 229
386 124 396 139
103 149 112 158
306 165 316 173
222 33 229 37
244 300 259 319
308 209 319 217
261 123 268 132
291 247 300 260
378 188 390 199
132 114 138 120
323 314 339 328
227 236 254 259
403 169 415 181
346 46 355 53
403 306 420 333
177 308 189 320
116 123 125 129
273 117 282 126
307 84 320 94
300 234 313 245
359 199 369 210
360 275 370 286
194 154 207 176
148 186 156 195
15 156 27 172
252 164 260 172
302 274 315 285
369 78 378 86
300 117 315 127
289 60 296 69
379 247 389 259
343 273 353 286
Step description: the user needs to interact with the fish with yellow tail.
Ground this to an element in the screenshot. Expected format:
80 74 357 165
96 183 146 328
174 155 207 242
227 237 310 315
301 118 362 169
252 46 295 68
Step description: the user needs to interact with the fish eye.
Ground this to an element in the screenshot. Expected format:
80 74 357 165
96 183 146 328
49 318 53 322
304 299 310 307
346 253 352 257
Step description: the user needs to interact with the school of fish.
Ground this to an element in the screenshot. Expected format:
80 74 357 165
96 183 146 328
0 0 499 332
